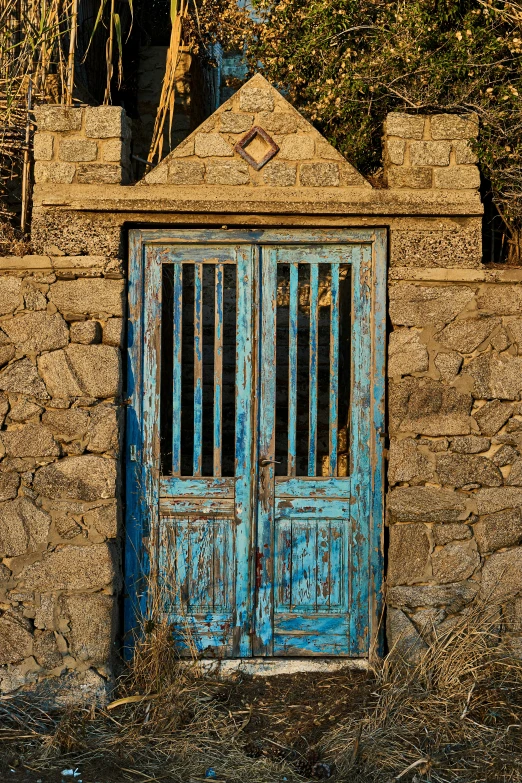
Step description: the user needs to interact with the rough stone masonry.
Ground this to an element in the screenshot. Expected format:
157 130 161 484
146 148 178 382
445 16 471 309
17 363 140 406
0 73 520 700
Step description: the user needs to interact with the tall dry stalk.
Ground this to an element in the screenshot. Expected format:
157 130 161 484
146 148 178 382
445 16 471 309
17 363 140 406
148 0 189 164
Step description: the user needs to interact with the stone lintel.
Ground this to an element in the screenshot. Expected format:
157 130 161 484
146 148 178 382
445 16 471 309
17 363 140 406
34 184 483 217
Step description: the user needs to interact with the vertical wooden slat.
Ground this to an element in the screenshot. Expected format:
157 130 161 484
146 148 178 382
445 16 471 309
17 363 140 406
234 245 256 656
193 262 203 476
254 246 278 655
329 263 340 477
172 262 183 476
308 262 319 476
288 262 298 476
213 263 224 477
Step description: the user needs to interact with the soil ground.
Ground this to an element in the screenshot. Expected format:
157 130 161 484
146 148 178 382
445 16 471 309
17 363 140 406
0 669 374 783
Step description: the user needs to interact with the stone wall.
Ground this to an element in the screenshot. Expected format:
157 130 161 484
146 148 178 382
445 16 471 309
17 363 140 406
33 105 131 186
384 113 522 661
0 255 124 702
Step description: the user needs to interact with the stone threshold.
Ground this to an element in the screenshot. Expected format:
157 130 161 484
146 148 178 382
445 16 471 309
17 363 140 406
181 657 370 678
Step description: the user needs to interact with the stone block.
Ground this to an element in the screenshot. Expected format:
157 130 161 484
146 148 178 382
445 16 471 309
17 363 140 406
144 164 168 185
33 630 62 668
84 106 127 138
504 319 522 352
389 284 475 329
388 329 428 378
205 161 250 185
194 133 233 157
493 444 518 466
42 408 89 441
388 438 433 485
0 344 15 368
474 507 522 553
1 423 60 458
33 668 110 707
49 279 124 316
388 524 431 585
475 487 522 515
84 500 118 539
278 136 315 160
33 455 116 500
102 139 125 162
34 106 82 132
0 358 49 399
436 453 502 488
466 353 522 400
387 166 432 188
0 471 20 501
477 286 522 315
220 112 254 133
34 594 57 630
450 435 491 454
168 161 205 184
390 220 482 269
33 133 54 161
103 318 123 348
24 285 48 310
432 523 472 546
76 164 122 184
387 581 478 611
430 113 479 140
299 163 339 186
386 113 425 139
453 140 478 164
410 141 451 166
480 547 522 603
433 166 480 189
65 344 121 398
387 608 428 663
59 139 98 162
339 163 371 187
87 405 119 453
0 276 22 315
391 378 472 436
388 486 468 523
2 311 69 354
18 543 117 591
473 400 514 436
435 316 500 353
60 593 115 665
70 320 101 345
432 542 480 584
315 139 345 161
257 111 298 134
0 497 50 557
262 162 296 187
507 457 522 486
0 611 33 665
435 352 463 382
386 139 406 165
239 87 275 112
38 350 83 398
34 162 75 184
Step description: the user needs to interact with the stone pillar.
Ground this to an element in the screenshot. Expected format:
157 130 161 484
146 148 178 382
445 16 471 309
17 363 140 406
33 105 131 185
384 112 480 190
384 112 522 663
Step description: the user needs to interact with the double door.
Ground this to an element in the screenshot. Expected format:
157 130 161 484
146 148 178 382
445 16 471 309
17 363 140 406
126 228 385 658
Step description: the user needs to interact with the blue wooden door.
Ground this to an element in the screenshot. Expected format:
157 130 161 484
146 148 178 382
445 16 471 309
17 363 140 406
125 228 386 659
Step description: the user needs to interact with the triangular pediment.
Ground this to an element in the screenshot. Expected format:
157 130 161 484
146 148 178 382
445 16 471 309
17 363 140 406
139 73 370 190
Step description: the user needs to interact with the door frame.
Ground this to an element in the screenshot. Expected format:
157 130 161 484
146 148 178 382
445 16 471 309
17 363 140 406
124 226 387 660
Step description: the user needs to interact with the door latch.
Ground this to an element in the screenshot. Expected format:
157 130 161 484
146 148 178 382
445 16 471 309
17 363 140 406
130 445 138 461
258 457 281 467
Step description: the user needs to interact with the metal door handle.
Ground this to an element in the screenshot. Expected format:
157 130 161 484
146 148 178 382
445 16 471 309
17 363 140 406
259 458 281 467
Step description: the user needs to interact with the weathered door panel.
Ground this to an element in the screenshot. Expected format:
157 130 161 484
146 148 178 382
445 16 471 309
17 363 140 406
126 228 385 660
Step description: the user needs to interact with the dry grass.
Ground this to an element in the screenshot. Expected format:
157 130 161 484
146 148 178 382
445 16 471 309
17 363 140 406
0 602 521 783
